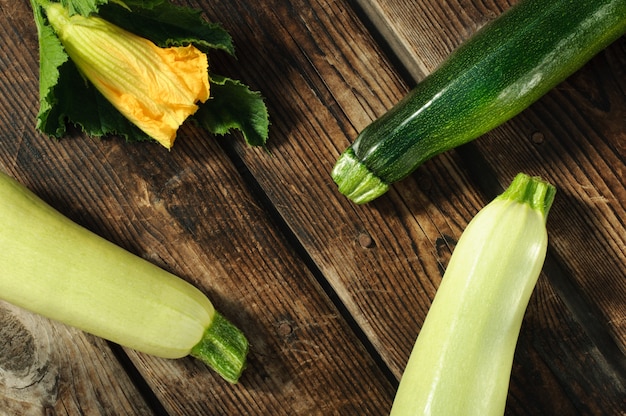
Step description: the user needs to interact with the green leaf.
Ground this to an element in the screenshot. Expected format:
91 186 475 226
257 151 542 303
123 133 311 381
195 75 270 148
98 0 234 55
31 0 269 147
60 0 108 16
31 0 69 135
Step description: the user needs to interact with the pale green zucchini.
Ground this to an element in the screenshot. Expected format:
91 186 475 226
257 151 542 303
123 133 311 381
0 171 247 383
390 173 556 415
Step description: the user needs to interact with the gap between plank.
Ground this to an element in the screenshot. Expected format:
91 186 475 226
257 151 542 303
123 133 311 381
218 140 400 391
348 0 422 87
108 342 171 416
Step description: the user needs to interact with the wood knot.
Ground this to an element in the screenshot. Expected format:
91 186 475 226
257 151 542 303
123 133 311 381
0 306 36 372
357 232 375 248
531 131 545 144
0 303 59 404
277 322 294 337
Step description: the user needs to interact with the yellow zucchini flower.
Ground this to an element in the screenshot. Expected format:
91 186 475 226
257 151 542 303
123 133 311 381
45 3 210 148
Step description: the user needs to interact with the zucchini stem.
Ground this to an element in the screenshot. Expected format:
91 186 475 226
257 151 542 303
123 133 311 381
331 148 389 204
497 173 556 219
190 312 249 384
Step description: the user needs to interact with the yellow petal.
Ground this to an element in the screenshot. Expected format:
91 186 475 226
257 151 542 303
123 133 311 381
46 4 210 148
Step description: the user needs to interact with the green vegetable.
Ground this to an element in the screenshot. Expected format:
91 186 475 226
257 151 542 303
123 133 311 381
0 171 248 383
30 0 269 148
390 173 556 416
332 0 625 203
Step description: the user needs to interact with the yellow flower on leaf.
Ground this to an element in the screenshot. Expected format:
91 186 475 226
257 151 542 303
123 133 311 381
45 3 210 148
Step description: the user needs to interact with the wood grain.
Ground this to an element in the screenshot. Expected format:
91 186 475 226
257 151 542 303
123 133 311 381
0 0 624 414
1 0 396 414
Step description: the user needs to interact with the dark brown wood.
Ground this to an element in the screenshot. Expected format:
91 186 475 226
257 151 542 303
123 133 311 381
0 0 624 414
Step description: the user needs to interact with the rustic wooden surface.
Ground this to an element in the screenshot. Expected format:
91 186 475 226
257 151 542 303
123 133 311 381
1 0 625 414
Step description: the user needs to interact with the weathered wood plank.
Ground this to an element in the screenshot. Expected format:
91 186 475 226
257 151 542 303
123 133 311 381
0 0 397 414
207 0 626 413
1 0 624 414
199 0 480 371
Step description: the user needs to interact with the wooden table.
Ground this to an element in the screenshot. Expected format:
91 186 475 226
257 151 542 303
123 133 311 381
1 0 624 414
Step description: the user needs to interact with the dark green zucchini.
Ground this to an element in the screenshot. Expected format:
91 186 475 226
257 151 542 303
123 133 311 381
331 0 626 204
